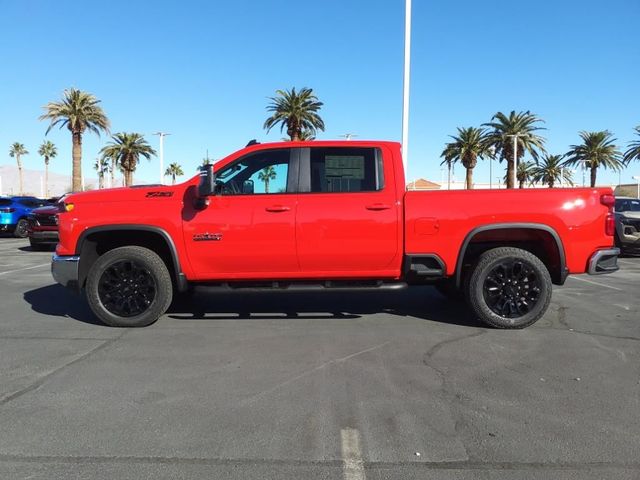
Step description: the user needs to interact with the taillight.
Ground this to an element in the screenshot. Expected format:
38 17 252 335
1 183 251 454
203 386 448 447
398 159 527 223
0 208 16 213
605 213 615 236
601 194 616 236
600 194 615 208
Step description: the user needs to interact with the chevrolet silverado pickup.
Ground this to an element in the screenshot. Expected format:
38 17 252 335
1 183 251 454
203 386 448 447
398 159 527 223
51 141 619 328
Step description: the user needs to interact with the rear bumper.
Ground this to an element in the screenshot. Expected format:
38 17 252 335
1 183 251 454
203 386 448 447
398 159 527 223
0 224 16 232
51 254 80 291
587 248 620 275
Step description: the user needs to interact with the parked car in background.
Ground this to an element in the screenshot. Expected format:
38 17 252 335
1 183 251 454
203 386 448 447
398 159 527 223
0 196 50 238
27 203 61 250
614 197 640 254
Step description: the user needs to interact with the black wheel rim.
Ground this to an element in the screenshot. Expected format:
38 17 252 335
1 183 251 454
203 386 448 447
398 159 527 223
98 260 157 317
482 259 542 318
16 220 28 237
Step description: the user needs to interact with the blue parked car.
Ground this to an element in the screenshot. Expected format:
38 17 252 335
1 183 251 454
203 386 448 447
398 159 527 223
0 196 50 238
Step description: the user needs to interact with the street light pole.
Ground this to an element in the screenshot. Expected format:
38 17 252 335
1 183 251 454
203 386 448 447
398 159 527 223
154 132 171 185
401 0 412 173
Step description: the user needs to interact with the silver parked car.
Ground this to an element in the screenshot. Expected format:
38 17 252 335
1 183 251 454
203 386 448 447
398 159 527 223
614 197 640 254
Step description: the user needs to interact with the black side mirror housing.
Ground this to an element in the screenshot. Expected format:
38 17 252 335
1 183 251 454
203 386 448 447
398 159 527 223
198 164 215 197
242 180 254 194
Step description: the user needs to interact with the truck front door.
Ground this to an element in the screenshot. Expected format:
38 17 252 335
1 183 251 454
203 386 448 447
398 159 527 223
182 148 299 279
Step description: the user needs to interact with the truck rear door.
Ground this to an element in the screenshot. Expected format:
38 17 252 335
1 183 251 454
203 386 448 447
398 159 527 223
295 146 402 277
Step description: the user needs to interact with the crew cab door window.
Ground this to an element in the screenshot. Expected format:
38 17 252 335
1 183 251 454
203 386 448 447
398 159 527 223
215 149 292 195
296 146 401 275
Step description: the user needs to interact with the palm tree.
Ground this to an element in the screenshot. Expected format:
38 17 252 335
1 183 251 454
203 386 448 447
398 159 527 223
439 127 493 190
623 126 640 166
39 88 110 192
564 131 623 187
9 143 28 194
37 141 57 197
531 154 573 188
264 87 325 141
483 111 546 189
502 161 533 188
165 162 184 185
99 133 156 187
100 150 118 188
257 166 277 193
94 157 110 189
281 129 316 141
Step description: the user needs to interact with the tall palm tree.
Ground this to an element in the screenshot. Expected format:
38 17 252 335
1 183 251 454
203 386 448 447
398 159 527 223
39 88 110 192
100 133 156 187
564 131 623 187
9 143 28 195
483 110 546 189
38 140 57 197
257 166 277 193
165 162 184 185
439 127 493 190
623 126 640 166
531 154 573 188
94 157 110 189
439 146 456 190
264 87 325 141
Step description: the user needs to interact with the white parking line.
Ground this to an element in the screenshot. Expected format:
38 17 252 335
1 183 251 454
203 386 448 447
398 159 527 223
341 428 365 480
0 263 50 276
618 259 639 266
568 276 623 291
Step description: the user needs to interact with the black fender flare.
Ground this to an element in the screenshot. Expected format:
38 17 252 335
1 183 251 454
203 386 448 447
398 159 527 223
76 224 188 292
455 223 568 287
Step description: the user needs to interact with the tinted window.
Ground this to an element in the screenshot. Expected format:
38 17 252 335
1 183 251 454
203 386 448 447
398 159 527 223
617 199 640 212
18 199 46 208
0 199 12 206
310 147 383 193
216 149 290 195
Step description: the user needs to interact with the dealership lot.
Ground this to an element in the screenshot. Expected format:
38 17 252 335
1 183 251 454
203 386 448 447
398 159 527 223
0 236 639 479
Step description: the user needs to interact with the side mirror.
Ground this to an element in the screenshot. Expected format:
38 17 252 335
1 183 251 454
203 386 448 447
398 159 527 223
197 164 215 197
242 180 254 194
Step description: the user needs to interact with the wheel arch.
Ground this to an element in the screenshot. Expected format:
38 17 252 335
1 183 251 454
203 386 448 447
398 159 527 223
455 223 568 287
76 225 188 292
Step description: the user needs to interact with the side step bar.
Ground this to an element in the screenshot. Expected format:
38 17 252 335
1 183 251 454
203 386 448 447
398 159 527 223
193 280 408 293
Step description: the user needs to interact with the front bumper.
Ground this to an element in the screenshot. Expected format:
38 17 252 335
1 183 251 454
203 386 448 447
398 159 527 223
587 248 620 275
30 230 59 242
51 255 80 291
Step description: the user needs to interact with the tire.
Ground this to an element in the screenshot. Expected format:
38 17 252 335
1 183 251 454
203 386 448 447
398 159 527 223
85 246 173 327
14 219 28 238
464 247 552 329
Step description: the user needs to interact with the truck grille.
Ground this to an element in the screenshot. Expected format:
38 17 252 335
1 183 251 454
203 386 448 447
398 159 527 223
32 214 58 226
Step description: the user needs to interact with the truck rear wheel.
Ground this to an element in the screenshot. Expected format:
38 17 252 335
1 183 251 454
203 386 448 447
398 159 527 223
464 247 552 329
85 246 173 327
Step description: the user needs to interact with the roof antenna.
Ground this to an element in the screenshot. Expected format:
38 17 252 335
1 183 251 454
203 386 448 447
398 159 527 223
246 139 259 147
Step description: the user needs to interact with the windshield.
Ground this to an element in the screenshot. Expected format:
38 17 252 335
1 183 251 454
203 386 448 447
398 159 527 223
616 199 640 212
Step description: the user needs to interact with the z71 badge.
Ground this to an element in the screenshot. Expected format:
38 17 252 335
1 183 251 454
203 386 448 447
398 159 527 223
145 191 174 198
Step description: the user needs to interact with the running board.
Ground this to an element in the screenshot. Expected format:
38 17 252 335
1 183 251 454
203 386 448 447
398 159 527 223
193 280 408 293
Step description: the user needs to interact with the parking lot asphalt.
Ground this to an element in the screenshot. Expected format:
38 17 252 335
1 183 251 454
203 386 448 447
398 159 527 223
0 236 639 479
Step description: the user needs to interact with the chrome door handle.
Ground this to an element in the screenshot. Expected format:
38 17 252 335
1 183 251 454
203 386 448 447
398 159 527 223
365 203 391 211
265 205 291 212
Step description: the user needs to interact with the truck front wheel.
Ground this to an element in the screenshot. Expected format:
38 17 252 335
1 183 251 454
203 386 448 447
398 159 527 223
85 246 173 327
464 247 552 329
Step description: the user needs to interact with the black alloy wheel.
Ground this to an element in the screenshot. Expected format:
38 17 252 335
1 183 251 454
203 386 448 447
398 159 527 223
482 260 542 318
85 246 173 327
464 247 552 329
97 260 157 317
14 219 28 238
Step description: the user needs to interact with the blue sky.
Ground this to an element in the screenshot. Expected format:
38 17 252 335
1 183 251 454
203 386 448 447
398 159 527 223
1 0 639 187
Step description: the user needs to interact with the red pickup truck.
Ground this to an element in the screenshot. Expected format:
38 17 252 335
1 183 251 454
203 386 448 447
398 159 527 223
51 141 619 329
